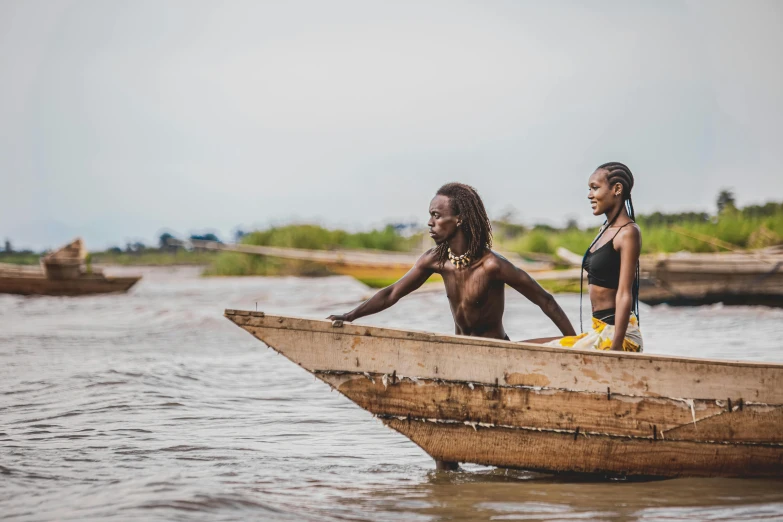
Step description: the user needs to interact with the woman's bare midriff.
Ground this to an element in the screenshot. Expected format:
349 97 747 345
588 284 617 312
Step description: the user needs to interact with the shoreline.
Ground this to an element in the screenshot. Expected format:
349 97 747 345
91 263 584 294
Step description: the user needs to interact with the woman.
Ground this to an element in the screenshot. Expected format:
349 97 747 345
548 162 643 352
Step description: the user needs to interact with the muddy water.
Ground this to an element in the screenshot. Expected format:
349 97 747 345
2 267 782 521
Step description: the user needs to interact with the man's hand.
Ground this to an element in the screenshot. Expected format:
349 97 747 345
324 251 436 325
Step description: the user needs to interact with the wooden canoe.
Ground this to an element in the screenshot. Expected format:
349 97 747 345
0 238 141 296
553 248 783 307
226 310 783 478
0 264 140 296
639 252 783 307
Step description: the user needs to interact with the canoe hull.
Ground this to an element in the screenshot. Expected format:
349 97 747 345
226 310 783 478
639 253 783 307
639 277 783 307
0 275 141 296
385 418 783 479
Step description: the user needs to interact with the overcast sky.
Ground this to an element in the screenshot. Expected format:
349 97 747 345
2 0 782 249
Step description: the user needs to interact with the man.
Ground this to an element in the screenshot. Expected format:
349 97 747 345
328 182 575 340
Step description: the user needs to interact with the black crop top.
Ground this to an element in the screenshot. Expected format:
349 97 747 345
583 223 634 290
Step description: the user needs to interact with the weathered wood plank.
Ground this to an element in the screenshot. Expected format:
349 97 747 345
661 407 783 443
384 418 783 478
317 373 783 443
228 313 783 403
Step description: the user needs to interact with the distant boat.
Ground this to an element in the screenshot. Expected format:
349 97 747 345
0 238 141 296
190 239 554 283
226 310 783 479
557 247 783 307
639 249 783 306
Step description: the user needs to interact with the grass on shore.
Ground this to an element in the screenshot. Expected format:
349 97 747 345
0 252 41 265
206 224 421 278
203 252 333 277
203 207 783 292
5 205 779 296
241 224 417 252
89 249 218 266
537 279 584 294
497 210 783 256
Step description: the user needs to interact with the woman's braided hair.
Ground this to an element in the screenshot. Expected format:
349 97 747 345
599 162 636 221
579 162 641 331
434 183 492 268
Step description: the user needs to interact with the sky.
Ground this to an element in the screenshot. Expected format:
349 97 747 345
2 0 782 250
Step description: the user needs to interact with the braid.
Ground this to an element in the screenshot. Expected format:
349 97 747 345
434 183 493 268
599 162 634 204
627 193 640 322
579 162 641 332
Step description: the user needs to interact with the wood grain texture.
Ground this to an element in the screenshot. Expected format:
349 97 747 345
227 312 783 403
317 373 783 443
384 418 783 478
661 407 783 443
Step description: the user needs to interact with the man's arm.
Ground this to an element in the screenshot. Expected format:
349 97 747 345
493 255 576 336
327 251 436 323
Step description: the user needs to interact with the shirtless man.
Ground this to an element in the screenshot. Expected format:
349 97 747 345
328 183 575 340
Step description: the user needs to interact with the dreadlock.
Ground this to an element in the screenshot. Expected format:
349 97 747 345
579 162 641 332
433 183 493 268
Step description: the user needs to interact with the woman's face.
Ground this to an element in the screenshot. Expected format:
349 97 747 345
587 169 621 216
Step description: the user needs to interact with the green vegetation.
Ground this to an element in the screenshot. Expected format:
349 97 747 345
0 252 40 265
5 192 781 295
496 200 783 257
206 224 421 277
90 249 218 266
240 224 418 251
499 227 594 257
204 252 331 277
537 279 584 294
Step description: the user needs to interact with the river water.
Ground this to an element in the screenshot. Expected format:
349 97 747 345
2 266 782 521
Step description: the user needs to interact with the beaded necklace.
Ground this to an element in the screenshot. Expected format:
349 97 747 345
447 247 472 269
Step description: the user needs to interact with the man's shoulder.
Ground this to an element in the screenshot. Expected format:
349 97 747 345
481 249 507 273
415 248 440 268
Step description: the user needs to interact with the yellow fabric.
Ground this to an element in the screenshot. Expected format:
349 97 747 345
546 313 643 353
558 334 583 347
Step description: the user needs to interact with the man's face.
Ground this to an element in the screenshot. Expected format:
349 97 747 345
427 195 459 245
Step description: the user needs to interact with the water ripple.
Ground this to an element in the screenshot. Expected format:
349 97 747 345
1 267 782 521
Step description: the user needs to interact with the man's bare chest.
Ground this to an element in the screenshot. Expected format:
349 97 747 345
442 270 498 308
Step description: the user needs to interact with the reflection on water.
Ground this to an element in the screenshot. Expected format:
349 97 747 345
362 472 783 521
1 267 782 521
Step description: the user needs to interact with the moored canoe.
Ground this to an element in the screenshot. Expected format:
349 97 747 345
226 310 783 478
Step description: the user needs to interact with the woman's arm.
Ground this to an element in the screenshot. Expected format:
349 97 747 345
611 225 641 351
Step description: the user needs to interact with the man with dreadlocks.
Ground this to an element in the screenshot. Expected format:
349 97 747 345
328 182 575 340
546 162 644 352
